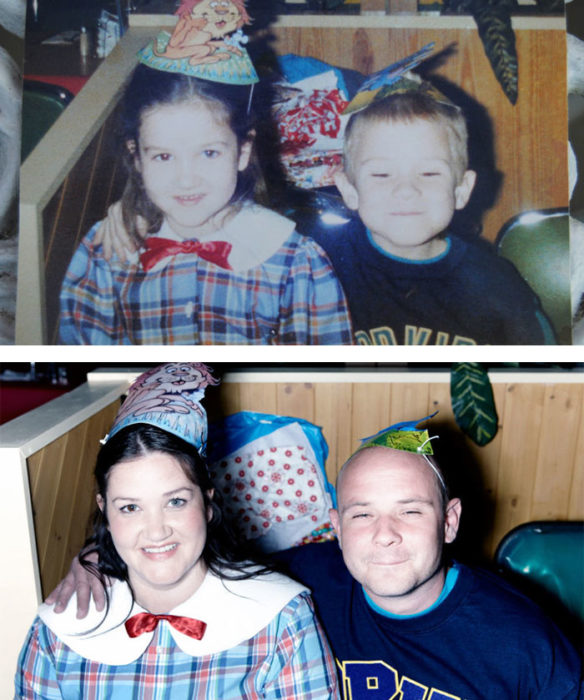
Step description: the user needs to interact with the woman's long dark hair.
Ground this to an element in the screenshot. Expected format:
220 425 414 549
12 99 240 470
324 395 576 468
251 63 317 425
118 64 266 244
80 423 272 615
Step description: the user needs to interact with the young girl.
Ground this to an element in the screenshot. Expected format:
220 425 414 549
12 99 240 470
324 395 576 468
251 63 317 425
16 363 338 698
59 15 352 345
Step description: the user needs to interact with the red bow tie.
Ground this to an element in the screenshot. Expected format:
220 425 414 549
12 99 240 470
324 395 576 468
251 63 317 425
140 237 233 272
125 612 207 640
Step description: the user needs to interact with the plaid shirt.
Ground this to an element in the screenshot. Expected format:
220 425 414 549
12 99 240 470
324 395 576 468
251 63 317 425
59 220 352 345
16 592 338 699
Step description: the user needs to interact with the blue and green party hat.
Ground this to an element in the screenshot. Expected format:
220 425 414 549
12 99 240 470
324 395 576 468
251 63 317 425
358 411 439 455
342 43 455 115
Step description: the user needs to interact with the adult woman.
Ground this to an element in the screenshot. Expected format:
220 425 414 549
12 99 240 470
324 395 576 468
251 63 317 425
15 363 338 698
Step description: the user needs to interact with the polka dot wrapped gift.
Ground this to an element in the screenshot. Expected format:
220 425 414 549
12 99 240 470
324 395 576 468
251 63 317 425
208 414 333 552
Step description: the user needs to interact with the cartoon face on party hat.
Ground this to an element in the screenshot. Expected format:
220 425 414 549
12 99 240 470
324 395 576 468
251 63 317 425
105 363 219 454
138 0 258 85
342 43 456 115
358 412 439 455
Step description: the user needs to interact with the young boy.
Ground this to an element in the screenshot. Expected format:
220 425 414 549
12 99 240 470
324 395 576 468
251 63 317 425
311 89 554 345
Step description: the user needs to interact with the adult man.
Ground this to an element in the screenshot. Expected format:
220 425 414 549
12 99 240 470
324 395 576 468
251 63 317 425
48 428 582 699
277 443 581 699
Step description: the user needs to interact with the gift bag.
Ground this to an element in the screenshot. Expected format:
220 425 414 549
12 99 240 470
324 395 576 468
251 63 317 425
208 412 335 552
274 54 363 189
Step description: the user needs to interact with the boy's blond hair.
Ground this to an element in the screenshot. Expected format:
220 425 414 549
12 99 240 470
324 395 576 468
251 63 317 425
343 92 469 183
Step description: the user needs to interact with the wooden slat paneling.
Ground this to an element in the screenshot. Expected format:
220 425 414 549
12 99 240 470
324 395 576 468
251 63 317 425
26 400 120 597
39 420 91 595
389 382 430 434
351 383 390 459
238 382 279 416
569 400 584 520
493 383 546 546
27 437 68 565
276 382 316 423
531 384 583 521
43 109 126 344
314 382 353 484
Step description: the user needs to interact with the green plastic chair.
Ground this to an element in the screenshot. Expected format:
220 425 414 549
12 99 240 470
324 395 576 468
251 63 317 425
21 80 74 162
496 208 571 344
495 521 584 642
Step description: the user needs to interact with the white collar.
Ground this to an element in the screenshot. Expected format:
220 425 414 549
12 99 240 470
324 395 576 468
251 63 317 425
38 569 306 664
139 203 296 273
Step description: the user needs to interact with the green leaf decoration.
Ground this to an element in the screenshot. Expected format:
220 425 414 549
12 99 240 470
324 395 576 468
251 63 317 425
443 0 518 105
472 3 518 105
450 363 498 446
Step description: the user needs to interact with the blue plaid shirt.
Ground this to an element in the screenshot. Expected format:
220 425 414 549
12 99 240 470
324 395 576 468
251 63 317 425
16 592 339 699
59 219 352 345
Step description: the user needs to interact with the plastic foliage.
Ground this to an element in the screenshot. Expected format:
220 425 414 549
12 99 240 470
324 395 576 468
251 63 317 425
450 362 498 446
446 0 562 105
443 0 518 105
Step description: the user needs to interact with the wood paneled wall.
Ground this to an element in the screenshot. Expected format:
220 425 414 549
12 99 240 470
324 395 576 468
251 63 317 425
43 110 125 344
28 374 582 597
26 400 120 597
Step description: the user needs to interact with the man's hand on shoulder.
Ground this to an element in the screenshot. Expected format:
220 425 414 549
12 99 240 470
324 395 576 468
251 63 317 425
94 201 147 262
44 551 107 619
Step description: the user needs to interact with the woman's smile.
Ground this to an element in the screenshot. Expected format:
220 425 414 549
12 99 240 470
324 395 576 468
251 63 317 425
100 452 211 611
142 543 179 557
